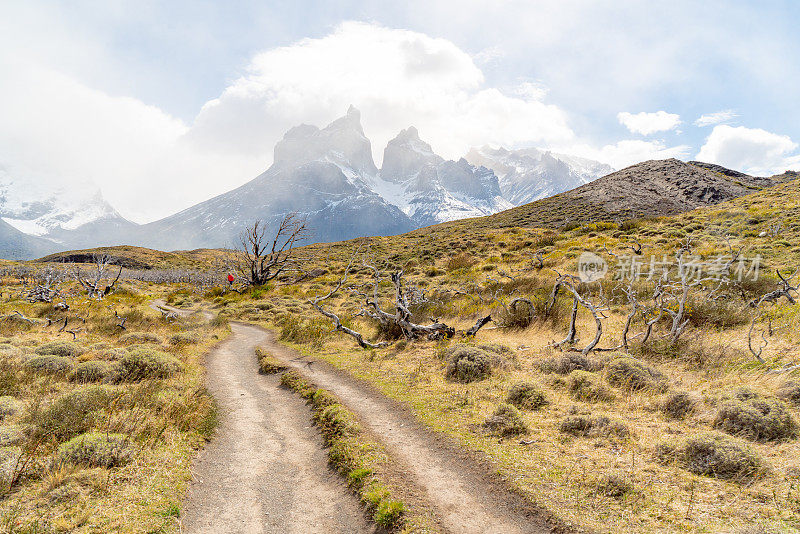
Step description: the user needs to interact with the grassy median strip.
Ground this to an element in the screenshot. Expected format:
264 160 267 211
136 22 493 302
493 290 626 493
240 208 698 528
278 368 436 533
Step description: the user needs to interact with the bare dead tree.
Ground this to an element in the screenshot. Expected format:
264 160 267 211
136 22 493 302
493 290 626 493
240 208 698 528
750 269 799 308
24 269 62 303
550 274 608 355
747 313 769 363
74 255 122 299
464 315 492 337
310 249 388 349
235 214 310 286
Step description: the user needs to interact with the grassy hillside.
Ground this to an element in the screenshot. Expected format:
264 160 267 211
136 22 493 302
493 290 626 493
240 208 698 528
200 177 800 533
36 246 229 271
7 175 799 533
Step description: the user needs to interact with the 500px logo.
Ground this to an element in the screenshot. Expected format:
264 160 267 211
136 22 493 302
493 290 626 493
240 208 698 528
577 252 608 282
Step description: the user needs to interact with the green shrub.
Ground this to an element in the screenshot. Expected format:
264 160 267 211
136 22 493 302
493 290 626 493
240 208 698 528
57 432 131 468
118 347 181 381
279 370 315 398
374 499 406 529
445 345 492 383
482 404 528 436
568 370 615 402
34 341 85 357
605 357 667 391
506 382 548 410
658 432 763 481
713 392 797 442
310 389 339 409
119 332 163 346
25 355 74 375
0 425 24 447
559 415 628 438
0 396 20 419
169 332 200 346
33 385 117 440
660 391 698 419
540 353 602 375
73 361 117 383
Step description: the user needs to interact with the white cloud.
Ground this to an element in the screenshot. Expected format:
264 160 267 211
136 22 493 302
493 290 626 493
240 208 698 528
694 110 738 127
565 139 690 170
188 21 575 163
617 111 681 135
0 21 579 222
696 125 798 175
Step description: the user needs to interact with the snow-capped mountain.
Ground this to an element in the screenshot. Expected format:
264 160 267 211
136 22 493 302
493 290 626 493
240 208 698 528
0 107 616 258
464 146 613 205
132 106 415 250
0 165 135 257
133 108 512 250
370 127 512 227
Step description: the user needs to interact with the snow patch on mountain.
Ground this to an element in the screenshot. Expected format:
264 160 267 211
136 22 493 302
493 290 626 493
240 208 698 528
0 165 123 238
465 146 613 205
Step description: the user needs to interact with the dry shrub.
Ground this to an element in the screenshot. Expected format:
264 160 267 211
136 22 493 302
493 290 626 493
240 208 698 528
445 253 477 271
568 370 615 402
657 431 763 481
118 332 163 346
482 404 528 436
34 341 86 358
25 355 74 376
72 361 117 383
445 345 492 383
118 347 182 382
169 332 200 346
57 432 131 468
559 415 628 438
686 297 749 329
0 396 20 420
713 390 797 442
278 315 329 346
0 425 24 447
776 380 800 405
506 382 548 410
605 357 667 392
540 353 603 375
31 385 117 440
595 473 633 498
660 391 698 419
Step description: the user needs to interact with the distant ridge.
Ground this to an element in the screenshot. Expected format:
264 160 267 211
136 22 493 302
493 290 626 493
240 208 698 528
429 158 796 231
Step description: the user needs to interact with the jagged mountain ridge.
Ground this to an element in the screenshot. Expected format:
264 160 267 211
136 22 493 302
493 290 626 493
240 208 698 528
443 158 797 231
125 108 516 250
465 145 613 205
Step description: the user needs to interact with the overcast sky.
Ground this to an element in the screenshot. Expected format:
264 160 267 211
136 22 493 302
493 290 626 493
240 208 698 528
1 1 799 223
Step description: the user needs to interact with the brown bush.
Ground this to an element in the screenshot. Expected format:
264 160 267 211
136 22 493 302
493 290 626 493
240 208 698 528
713 391 797 442
559 415 628 438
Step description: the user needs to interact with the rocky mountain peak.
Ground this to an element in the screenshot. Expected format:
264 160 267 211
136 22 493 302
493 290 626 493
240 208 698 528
380 126 443 183
273 107 377 174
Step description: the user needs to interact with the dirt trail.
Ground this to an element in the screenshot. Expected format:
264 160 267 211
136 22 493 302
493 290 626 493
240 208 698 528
260 329 556 534
157 303 372 534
